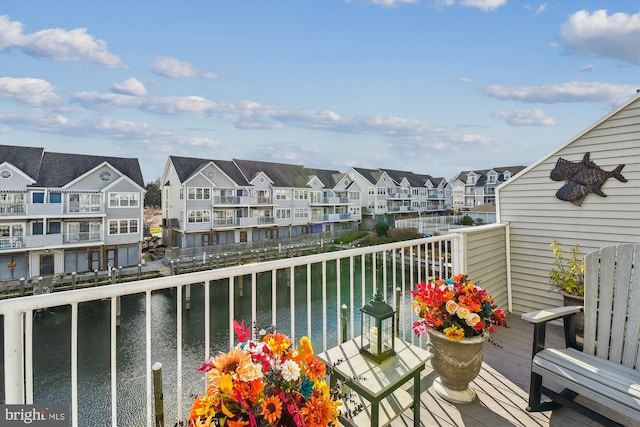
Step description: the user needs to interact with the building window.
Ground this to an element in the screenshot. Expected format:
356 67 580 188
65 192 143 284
294 208 308 219
0 169 12 179
99 171 112 181
275 190 291 200
188 210 211 223
348 191 359 200
48 221 61 234
108 192 139 208
69 193 101 212
108 219 139 235
206 170 215 179
187 187 211 200
68 221 101 241
293 190 308 200
275 208 291 219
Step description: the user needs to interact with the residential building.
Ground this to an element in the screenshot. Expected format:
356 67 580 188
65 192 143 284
0 145 145 280
161 156 359 249
343 167 449 225
449 166 525 211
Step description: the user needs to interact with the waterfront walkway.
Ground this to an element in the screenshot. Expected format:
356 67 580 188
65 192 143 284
392 315 637 427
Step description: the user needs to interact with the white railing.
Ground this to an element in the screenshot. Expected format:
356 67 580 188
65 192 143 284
1 233 502 426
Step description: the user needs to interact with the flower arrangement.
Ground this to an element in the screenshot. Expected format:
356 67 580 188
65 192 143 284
410 274 507 341
188 320 340 427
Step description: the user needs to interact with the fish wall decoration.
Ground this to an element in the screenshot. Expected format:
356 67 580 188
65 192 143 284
551 152 627 206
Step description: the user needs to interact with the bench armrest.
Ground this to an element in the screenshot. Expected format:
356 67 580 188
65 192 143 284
522 305 583 324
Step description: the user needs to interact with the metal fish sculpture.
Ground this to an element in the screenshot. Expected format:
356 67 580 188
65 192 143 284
555 155 627 206
550 152 596 181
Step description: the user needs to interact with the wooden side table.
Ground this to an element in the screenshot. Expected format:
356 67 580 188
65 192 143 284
317 337 431 427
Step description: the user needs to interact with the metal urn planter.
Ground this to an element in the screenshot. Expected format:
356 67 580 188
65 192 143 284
427 329 486 404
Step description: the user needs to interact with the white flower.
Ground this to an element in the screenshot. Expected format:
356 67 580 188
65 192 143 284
280 359 301 381
445 300 459 315
456 307 470 319
466 313 481 327
238 362 263 382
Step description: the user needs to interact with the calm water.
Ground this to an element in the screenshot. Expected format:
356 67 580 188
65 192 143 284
2 259 418 426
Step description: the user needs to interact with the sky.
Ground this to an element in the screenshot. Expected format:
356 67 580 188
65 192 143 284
1 0 638 184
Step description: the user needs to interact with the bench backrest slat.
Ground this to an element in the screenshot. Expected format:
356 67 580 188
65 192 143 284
583 243 639 370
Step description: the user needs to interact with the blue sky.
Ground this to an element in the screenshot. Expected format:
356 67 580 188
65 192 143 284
1 0 638 184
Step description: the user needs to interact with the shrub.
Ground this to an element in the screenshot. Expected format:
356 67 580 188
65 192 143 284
375 222 390 237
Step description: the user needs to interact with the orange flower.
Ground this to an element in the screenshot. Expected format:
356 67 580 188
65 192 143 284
263 333 292 357
261 395 283 424
227 420 249 427
301 395 339 427
209 348 253 384
303 356 326 381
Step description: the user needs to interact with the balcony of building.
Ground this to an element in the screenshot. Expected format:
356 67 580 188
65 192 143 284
0 224 633 427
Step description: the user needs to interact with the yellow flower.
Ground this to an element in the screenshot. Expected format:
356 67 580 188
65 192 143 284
444 325 465 341
219 374 233 394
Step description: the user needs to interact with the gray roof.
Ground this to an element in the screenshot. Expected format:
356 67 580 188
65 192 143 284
353 167 385 185
35 151 144 188
0 144 45 180
233 159 311 188
454 165 527 185
1 145 144 188
304 167 342 188
379 168 432 188
169 155 251 186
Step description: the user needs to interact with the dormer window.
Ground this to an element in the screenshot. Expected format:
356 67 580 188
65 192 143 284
504 171 512 180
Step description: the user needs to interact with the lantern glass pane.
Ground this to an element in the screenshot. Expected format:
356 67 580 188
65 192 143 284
362 312 377 355
381 317 393 352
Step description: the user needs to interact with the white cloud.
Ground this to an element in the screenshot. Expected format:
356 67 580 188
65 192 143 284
535 4 546 15
560 10 640 64
580 64 594 73
459 0 506 12
447 134 491 144
112 78 147 96
493 108 556 126
0 15 123 68
346 0 417 6
0 77 62 106
483 81 637 105
152 57 218 79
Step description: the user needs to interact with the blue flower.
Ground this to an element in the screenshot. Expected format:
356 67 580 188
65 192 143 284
300 376 314 399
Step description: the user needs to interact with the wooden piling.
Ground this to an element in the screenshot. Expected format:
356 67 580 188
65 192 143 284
185 284 191 310
116 296 121 327
152 362 164 427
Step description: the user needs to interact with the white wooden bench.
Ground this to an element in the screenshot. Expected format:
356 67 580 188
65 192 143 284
522 243 640 426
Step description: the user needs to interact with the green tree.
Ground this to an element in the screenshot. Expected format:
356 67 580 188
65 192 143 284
375 221 389 237
460 215 474 226
144 178 161 207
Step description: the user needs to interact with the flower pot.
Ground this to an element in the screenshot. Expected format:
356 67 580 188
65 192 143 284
561 291 584 339
427 328 486 404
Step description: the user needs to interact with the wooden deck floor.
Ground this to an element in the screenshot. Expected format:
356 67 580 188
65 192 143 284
388 315 638 427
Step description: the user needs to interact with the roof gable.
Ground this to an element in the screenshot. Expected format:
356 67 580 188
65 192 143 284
0 145 44 181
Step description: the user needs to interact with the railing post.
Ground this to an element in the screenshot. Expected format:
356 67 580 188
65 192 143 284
94 269 98 284
19 277 25 296
4 310 25 404
111 268 117 284
71 271 77 290
138 263 142 279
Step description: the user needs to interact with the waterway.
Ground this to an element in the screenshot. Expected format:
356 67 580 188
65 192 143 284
1 259 419 426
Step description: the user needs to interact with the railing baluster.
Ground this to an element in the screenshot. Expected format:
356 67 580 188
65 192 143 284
146 290 152 427
71 303 79 427
25 310 33 404
111 297 117 427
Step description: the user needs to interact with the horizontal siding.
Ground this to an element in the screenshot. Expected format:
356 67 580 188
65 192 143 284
461 225 509 311
498 95 640 315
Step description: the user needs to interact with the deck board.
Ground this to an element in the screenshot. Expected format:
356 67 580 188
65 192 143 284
358 315 640 427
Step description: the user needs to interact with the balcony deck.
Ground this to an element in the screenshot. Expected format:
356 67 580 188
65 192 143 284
393 315 635 427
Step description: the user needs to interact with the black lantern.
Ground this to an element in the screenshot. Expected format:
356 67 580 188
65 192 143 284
360 288 396 363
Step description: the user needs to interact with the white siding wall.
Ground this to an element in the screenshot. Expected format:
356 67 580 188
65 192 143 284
498 94 640 315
